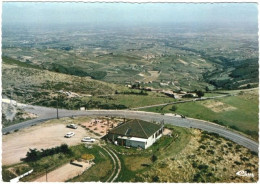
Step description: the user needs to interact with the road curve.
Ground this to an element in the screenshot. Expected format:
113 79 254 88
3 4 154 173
2 104 258 153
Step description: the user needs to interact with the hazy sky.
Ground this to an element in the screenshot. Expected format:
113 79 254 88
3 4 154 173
2 2 258 26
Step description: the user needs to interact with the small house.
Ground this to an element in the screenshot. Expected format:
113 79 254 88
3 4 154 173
105 119 164 149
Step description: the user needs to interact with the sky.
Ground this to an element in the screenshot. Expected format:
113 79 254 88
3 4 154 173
2 2 258 27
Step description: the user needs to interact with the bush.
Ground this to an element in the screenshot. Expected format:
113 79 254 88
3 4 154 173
226 142 233 147
199 145 206 150
151 155 158 162
182 94 194 98
81 154 95 161
250 151 258 156
192 162 198 168
234 161 242 165
213 120 225 126
195 90 204 98
210 160 216 164
240 157 249 162
198 164 209 171
170 105 177 112
152 175 159 182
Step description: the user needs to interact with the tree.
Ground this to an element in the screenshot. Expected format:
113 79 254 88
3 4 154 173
2 113 6 121
170 105 177 112
25 148 39 161
195 90 204 98
205 86 210 92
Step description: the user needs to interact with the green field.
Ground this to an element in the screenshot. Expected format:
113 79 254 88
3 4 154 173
141 89 259 140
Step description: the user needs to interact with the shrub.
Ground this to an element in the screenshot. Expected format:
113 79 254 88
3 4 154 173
192 162 198 168
152 175 159 182
151 155 158 162
195 90 204 98
199 145 206 150
207 150 215 155
81 154 95 160
241 157 249 162
226 142 233 147
198 164 209 170
170 105 177 112
193 173 203 182
213 120 225 126
210 160 216 164
235 145 241 150
250 151 258 156
234 161 242 165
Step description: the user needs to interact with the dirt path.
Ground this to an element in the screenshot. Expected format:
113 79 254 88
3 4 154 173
109 149 121 182
101 146 121 182
102 147 117 182
33 162 92 182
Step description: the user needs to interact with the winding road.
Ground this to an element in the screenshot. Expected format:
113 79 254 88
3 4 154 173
2 103 258 153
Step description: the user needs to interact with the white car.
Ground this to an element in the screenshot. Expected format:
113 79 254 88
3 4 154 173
81 137 95 143
66 124 78 129
65 132 75 138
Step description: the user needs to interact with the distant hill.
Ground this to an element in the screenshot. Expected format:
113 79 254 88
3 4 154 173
203 57 259 90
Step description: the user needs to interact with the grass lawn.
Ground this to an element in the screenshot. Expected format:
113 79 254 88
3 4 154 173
68 144 113 182
141 89 259 140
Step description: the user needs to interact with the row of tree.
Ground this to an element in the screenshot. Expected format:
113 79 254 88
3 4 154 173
23 144 71 162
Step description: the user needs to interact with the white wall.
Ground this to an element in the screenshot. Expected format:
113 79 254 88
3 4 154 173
145 127 163 149
126 139 146 149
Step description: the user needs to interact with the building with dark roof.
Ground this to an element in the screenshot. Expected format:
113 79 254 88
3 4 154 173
105 119 164 149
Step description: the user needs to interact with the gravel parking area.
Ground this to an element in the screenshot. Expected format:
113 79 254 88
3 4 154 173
2 121 91 165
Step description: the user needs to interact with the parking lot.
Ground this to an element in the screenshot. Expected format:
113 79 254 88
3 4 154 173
2 120 98 165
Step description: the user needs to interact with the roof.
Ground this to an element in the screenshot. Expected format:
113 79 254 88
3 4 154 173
109 119 162 139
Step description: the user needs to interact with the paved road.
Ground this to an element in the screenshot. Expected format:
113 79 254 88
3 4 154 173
2 104 258 153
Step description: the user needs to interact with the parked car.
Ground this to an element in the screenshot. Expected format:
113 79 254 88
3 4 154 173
65 132 75 138
66 124 78 129
81 137 95 143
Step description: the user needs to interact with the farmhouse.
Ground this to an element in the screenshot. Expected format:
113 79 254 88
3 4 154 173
105 119 164 149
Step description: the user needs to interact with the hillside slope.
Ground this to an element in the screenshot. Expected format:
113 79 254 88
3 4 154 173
2 57 124 108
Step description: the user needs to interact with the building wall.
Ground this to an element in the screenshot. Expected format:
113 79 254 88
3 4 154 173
145 127 163 149
126 139 146 149
106 126 164 149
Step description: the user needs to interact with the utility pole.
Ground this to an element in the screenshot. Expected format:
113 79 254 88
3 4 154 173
56 95 59 119
45 168 48 182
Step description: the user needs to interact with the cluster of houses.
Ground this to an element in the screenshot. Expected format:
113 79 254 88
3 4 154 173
124 84 197 99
